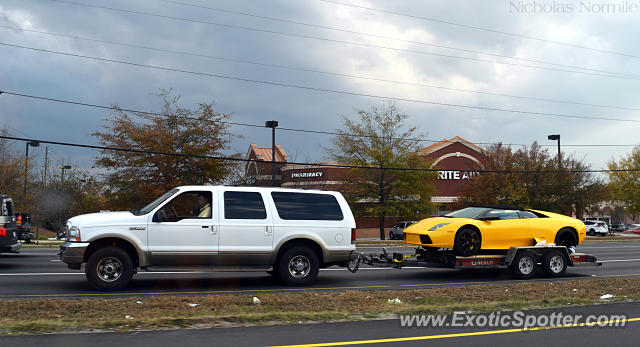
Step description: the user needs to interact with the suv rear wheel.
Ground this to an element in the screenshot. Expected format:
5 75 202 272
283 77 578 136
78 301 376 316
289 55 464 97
85 246 134 291
276 246 320 286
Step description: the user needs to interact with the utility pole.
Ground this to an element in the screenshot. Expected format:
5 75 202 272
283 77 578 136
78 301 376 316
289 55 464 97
265 120 279 186
23 141 40 196
547 134 561 169
43 146 49 187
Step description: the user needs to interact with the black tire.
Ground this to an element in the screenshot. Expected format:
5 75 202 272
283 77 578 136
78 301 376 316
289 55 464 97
555 228 578 247
541 250 567 277
453 228 481 256
510 251 537 279
276 246 320 286
588 229 595 236
85 246 134 291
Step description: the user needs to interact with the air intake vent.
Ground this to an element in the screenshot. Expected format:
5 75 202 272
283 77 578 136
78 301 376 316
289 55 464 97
420 235 432 244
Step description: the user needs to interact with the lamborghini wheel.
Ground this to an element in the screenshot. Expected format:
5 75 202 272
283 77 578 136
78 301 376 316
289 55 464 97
453 227 481 257
555 228 578 248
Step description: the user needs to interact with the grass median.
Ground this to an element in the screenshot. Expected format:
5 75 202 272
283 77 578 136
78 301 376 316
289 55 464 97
2 277 640 335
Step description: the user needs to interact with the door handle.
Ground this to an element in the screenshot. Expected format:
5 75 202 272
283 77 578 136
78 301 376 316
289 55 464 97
265 226 272 236
210 225 218 235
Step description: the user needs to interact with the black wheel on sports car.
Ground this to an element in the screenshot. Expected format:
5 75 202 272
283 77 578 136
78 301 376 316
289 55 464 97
588 229 595 236
453 227 481 257
555 228 578 248
541 250 567 277
510 251 537 279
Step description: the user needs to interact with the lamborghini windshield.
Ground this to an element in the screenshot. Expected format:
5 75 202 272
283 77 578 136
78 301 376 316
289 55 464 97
444 207 491 219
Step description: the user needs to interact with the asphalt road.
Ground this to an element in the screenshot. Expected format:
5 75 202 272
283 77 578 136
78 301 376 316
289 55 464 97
0 241 639 298
2 301 639 346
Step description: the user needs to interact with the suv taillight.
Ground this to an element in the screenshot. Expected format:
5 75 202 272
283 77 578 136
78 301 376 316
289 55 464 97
0 227 6 236
16 215 22 225
351 228 356 244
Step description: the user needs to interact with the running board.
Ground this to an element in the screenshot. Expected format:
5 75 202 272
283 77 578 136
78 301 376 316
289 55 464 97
143 266 273 272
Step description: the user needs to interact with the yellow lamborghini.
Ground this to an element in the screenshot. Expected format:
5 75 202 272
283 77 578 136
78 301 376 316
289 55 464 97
403 206 586 256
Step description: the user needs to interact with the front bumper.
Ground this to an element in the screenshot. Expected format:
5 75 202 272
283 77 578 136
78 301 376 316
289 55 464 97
0 242 21 253
59 241 90 265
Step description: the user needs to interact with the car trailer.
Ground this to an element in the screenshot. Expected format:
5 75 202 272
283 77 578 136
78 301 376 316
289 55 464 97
347 245 601 279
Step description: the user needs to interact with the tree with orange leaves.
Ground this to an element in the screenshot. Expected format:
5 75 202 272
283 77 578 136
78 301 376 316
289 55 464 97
93 90 235 210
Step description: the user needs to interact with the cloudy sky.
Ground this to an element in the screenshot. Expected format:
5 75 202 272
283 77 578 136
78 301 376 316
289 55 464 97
1 0 640 174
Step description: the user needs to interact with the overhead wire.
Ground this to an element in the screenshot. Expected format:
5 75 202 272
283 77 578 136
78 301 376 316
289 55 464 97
0 134 632 173
3 24 639 112
39 0 640 80
2 44 640 126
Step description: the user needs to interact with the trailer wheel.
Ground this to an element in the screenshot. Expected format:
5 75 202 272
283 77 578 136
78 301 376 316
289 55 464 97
453 227 481 256
542 250 567 277
510 251 537 279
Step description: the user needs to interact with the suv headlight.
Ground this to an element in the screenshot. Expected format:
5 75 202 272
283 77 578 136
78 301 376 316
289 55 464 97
429 223 450 231
68 226 81 242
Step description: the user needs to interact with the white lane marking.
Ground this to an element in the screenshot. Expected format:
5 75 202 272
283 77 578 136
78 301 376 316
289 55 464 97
599 259 640 263
579 245 640 249
49 259 62 262
3 259 640 277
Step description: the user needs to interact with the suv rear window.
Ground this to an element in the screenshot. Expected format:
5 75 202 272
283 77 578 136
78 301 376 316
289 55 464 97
1 199 13 217
271 192 343 221
224 191 267 220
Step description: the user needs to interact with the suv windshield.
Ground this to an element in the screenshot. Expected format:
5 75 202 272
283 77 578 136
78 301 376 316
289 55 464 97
444 207 491 219
136 189 179 215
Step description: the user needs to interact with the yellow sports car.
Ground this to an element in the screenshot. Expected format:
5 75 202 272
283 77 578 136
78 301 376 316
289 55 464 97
403 206 586 256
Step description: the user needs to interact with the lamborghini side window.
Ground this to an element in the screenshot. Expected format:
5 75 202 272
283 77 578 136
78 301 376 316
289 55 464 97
519 211 538 219
486 209 520 220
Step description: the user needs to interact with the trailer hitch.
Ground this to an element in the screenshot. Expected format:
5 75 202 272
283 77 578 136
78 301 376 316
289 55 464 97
347 248 418 273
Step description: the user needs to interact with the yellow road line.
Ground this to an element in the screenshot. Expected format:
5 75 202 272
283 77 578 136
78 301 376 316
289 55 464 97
271 317 640 347
7 273 640 298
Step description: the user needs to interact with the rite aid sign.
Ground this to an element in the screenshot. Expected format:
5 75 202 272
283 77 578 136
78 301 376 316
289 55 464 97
438 170 479 180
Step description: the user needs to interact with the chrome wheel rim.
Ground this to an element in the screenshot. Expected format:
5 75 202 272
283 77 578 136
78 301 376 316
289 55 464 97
97 257 123 282
549 255 564 273
519 256 534 275
288 255 311 278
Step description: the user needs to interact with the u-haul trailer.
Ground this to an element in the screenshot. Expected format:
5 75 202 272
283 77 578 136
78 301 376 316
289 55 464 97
348 245 601 279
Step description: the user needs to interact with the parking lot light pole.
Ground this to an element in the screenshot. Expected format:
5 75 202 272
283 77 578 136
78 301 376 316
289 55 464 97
547 134 561 169
60 165 72 186
24 141 40 196
265 120 279 187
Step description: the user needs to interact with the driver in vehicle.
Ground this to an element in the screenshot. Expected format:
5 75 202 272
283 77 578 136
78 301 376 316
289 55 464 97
197 193 211 218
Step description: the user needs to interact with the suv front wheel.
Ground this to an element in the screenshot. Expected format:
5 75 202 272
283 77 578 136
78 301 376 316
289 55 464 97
85 246 134 291
277 246 320 286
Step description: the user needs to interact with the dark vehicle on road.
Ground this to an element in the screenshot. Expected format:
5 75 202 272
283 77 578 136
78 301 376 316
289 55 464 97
0 195 21 254
610 222 626 233
15 212 33 243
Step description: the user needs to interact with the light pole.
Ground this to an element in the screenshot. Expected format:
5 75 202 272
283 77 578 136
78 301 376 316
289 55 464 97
23 141 40 196
265 120 279 186
547 134 561 169
60 165 72 186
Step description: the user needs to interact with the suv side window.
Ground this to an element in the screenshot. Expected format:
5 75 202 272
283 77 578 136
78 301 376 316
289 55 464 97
160 191 212 221
271 192 343 221
224 191 267 220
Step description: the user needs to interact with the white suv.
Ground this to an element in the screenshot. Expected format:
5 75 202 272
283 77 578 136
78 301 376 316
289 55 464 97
60 186 356 290
584 220 608 236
